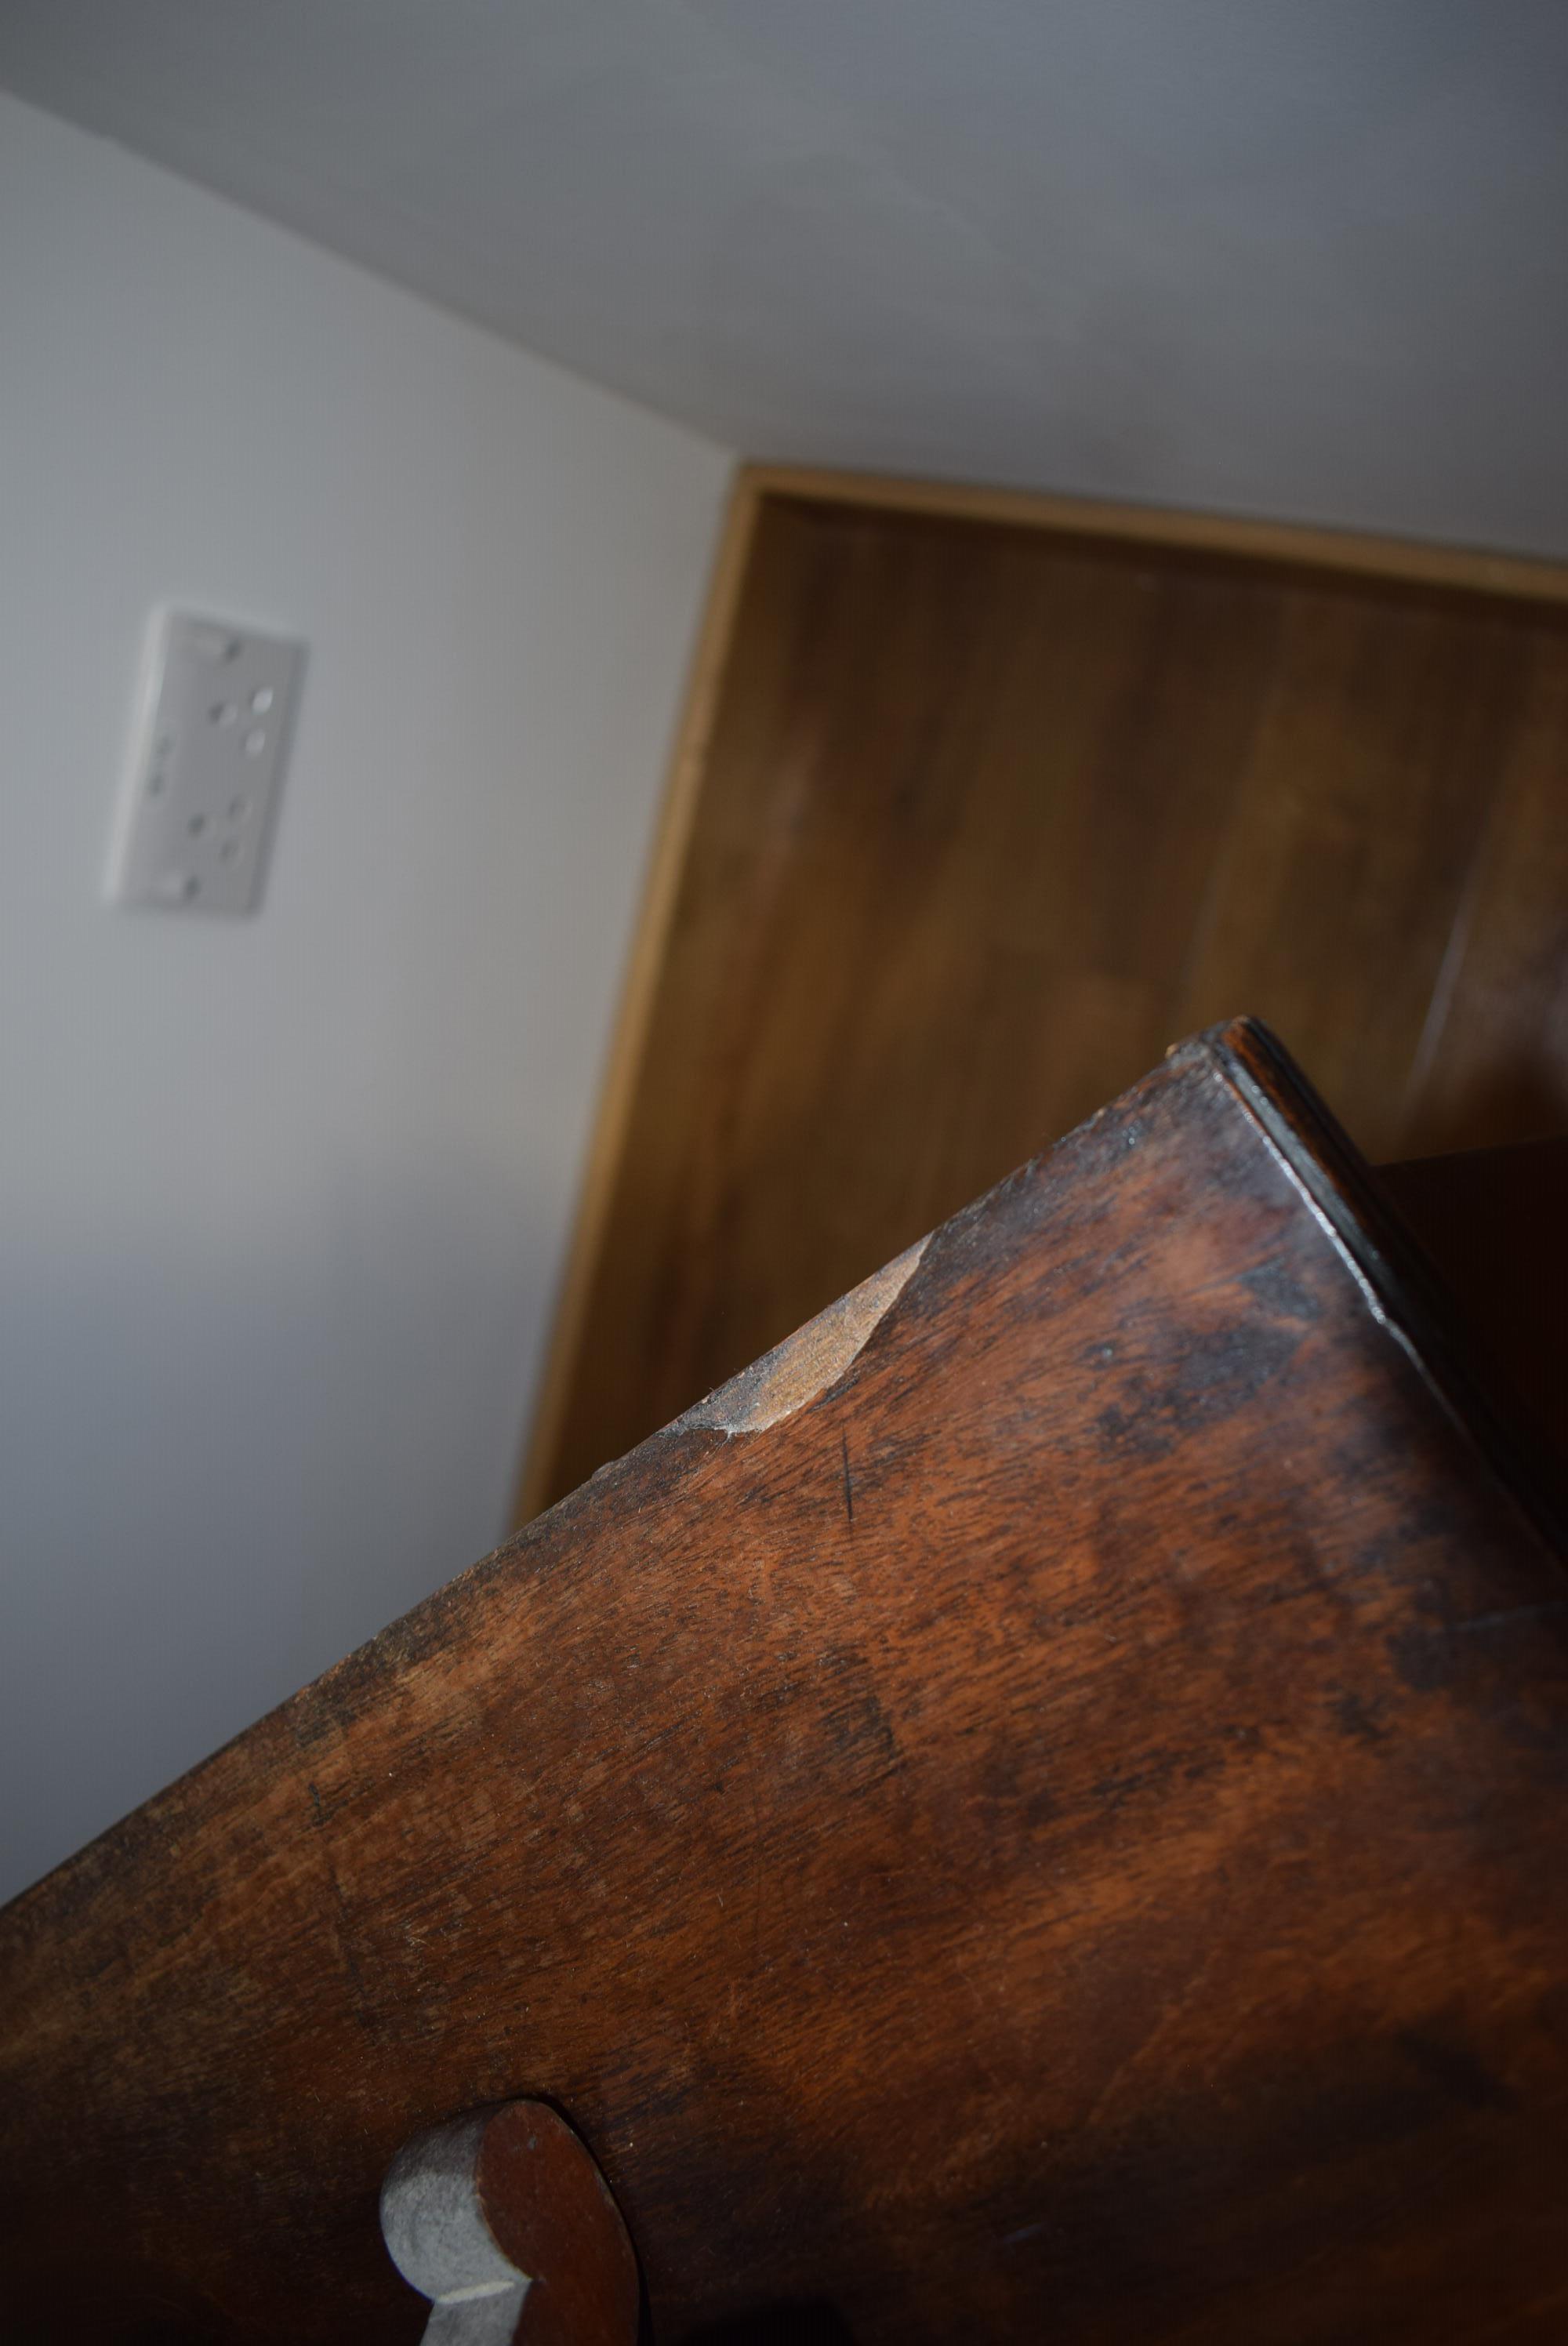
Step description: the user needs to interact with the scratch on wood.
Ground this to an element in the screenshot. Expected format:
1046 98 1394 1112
677 1237 928 1436
840 1432 855 1528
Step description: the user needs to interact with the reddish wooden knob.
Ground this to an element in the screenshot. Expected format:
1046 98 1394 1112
382 2100 639 2345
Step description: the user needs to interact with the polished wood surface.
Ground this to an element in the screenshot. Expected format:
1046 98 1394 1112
528 489 1568 1511
5 1022 1566 2344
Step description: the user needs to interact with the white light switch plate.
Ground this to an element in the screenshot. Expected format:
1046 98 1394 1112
107 612 306 915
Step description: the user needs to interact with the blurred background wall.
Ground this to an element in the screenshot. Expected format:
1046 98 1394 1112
0 93 731 1898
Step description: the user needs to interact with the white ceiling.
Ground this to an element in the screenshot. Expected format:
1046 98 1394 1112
5 0 1567 555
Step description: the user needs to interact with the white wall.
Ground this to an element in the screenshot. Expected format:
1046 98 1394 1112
0 94 732 1901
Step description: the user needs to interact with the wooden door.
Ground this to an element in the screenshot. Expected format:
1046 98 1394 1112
523 477 1568 1515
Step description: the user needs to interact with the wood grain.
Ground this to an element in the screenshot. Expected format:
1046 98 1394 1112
1168 584 1534 1158
1397 634 1568 1153
530 492 1568 1510
3 1022 1566 2344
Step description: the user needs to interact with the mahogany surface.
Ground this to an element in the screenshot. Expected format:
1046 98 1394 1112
2 1020 1566 2344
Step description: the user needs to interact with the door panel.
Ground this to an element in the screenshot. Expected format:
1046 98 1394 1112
529 492 1568 1510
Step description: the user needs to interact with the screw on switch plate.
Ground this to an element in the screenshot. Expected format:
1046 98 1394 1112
107 612 306 915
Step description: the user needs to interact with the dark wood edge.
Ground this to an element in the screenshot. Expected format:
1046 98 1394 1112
1192 1016 1567 1556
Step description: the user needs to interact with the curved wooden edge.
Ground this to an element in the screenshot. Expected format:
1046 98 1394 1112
1194 1017 1568 1553
382 2099 640 2345
510 468 762 1530
741 463 1568 605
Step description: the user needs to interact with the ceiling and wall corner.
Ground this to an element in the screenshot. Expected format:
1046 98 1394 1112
0 90 731 1900
2 0 1566 557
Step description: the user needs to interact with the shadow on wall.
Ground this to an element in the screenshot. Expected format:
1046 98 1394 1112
1406 1046 1568 1159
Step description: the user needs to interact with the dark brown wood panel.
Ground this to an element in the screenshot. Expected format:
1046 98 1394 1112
1399 633 1568 1153
5 1025 1567 2344
535 496 1568 1509
1169 587 1530 1157
1379 1138 1568 1488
